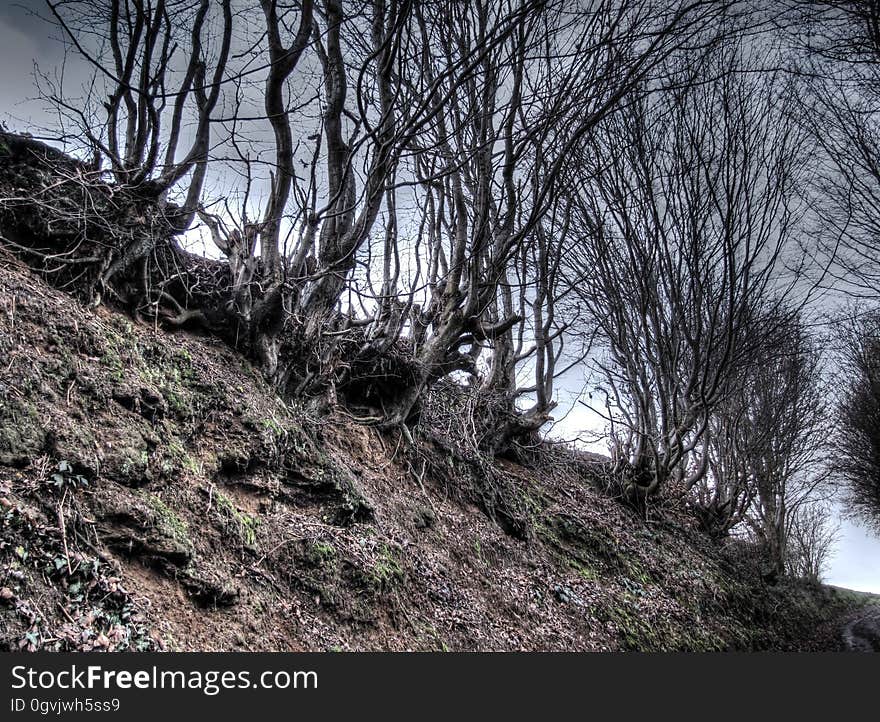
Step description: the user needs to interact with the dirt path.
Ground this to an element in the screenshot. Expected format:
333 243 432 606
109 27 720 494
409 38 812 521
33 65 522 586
842 603 880 651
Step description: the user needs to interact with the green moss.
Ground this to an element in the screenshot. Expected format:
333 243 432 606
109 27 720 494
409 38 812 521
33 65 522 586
103 362 126 383
0 398 45 465
307 541 336 566
212 490 259 549
163 386 188 417
182 453 201 475
538 513 626 573
98 329 130 382
262 416 285 439
157 438 197 478
173 347 193 366
134 347 199 419
142 492 192 553
595 598 726 652
371 543 404 591
568 558 599 581
119 447 150 480
167 438 186 459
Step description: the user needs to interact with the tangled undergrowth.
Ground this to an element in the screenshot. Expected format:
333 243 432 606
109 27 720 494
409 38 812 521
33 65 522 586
0 131 556 449
0 459 157 651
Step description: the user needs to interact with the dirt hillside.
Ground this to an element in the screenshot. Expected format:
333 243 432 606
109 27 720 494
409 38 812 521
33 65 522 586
0 252 866 651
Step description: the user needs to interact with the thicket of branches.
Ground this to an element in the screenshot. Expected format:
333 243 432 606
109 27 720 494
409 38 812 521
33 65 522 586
564 44 809 499
6 0 880 581
7 0 736 441
835 313 880 532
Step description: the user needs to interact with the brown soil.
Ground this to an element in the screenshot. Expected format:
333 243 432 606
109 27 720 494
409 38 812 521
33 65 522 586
0 252 861 651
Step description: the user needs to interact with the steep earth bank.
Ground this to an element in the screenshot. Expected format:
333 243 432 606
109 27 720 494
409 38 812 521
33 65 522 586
0 253 866 651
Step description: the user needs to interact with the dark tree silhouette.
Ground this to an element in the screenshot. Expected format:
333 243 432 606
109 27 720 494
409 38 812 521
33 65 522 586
835 312 880 532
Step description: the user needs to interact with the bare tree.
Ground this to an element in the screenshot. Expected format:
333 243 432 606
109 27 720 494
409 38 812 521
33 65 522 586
565 45 810 499
776 1 880 298
735 315 830 580
786 501 839 582
43 0 233 228
18 0 756 449
363 0 737 439
690 309 830 550
681 301 833 582
834 310 880 531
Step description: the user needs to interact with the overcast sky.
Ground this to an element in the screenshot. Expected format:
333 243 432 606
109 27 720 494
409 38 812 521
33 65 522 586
1 2 878 593
0 5 48 128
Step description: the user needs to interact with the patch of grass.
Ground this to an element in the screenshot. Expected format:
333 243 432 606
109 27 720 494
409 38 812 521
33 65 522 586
624 558 654 586
473 539 487 566
538 513 626 574
826 585 880 606
419 624 451 652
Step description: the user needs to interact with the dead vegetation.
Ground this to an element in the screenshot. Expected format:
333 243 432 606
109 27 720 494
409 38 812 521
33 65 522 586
0 254 857 651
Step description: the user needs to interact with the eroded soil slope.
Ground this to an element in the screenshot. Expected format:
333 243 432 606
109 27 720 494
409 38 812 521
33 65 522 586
0 253 858 651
